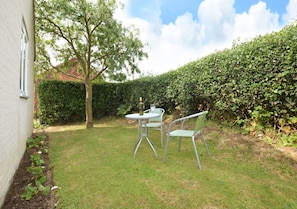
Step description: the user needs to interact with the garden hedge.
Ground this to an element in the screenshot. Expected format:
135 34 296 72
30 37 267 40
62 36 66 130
38 23 297 136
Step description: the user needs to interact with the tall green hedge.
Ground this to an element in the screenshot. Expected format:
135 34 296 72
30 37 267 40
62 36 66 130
164 23 297 131
179 24 297 127
37 80 85 124
37 23 297 133
37 76 175 125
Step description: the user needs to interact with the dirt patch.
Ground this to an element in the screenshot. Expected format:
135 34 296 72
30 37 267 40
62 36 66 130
206 124 297 169
278 146 297 161
1 134 57 209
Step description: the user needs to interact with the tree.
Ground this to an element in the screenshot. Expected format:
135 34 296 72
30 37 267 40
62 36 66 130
35 0 147 128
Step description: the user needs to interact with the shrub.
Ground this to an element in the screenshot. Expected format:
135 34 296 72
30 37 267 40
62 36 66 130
37 23 297 140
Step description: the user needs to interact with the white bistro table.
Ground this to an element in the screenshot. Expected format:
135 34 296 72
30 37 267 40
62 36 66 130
125 112 160 159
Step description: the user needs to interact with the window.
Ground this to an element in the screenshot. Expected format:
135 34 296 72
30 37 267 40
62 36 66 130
20 21 29 97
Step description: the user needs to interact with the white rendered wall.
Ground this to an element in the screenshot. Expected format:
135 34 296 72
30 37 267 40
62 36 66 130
0 0 34 206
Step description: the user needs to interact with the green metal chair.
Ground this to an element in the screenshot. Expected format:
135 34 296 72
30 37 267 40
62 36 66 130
163 111 210 170
144 108 165 147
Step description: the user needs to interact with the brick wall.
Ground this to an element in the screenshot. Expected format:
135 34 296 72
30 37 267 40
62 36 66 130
0 0 34 206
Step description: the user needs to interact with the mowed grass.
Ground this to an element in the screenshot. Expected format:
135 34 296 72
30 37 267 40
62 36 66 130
47 117 297 209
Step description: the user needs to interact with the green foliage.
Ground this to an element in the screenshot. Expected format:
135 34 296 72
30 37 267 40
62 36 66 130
35 0 147 128
37 80 85 124
93 82 121 118
165 23 297 137
37 23 297 145
22 134 50 200
38 76 175 124
21 184 38 201
27 134 46 149
30 153 45 167
249 106 273 130
21 180 52 201
280 133 297 148
117 104 132 116
35 0 147 81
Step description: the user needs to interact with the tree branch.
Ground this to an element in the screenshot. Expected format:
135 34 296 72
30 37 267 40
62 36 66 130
42 16 86 75
91 65 108 81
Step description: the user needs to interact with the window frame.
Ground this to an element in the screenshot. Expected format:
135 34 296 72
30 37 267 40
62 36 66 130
20 20 29 98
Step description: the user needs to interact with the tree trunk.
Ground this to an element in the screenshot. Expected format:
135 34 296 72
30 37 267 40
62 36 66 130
85 78 93 128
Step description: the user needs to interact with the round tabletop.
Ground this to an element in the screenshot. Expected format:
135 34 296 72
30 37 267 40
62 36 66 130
125 112 160 120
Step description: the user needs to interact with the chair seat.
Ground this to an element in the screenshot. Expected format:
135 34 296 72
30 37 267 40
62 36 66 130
168 130 195 137
145 122 162 128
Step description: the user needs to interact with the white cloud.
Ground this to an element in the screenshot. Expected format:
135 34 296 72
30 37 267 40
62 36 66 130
115 1 201 75
115 0 291 76
282 0 297 23
231 1 280 42
146 13 205 73
197 0 236 43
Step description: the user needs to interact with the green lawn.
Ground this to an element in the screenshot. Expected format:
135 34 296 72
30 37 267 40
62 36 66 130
47 118 297 209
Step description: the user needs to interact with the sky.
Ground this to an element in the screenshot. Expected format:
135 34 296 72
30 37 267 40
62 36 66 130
114 0 297 76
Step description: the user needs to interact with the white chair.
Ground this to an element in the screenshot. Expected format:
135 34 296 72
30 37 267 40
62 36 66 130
144 108 165 147
163 111 210 170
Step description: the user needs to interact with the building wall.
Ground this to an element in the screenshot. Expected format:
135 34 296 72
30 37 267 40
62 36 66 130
0 0 34 206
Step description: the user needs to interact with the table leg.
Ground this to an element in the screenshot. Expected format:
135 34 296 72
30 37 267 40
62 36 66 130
134 137 142 158
133 119 158 159
145 136 158 158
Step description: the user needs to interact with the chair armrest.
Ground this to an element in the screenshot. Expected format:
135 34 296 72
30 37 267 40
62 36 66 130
167 111 208 133
167 116 188 133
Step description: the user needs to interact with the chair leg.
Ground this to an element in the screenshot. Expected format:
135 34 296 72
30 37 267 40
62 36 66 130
192 136 202 170
160 126 163 148
161 124 167 148
163 135 170 162
201 134 210 156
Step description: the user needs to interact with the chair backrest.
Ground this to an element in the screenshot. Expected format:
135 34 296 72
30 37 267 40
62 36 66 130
148 108 165 123
194 111 208 132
